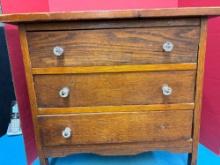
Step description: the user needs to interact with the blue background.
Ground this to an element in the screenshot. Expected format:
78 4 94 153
0 135 220 165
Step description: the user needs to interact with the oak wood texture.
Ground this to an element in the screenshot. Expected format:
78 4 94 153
38 103 194 115
19 25 47 163
27 26 200 68
9 9 213 165
34 71 196 108
25 17 200 31
43 140 193 158
0 7 220 23
188 18 208 165
32 63 197 75
38 110 193 147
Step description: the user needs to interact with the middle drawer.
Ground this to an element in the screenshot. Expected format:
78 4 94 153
34 71 196 108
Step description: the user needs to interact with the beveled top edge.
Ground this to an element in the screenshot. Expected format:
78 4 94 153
1 7 220 23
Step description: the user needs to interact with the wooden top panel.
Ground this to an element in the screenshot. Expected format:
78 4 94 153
1 7 220 23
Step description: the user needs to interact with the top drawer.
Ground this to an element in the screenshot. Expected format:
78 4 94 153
27 21 200 68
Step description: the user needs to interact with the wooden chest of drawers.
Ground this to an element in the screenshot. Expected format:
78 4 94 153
1 7 220 165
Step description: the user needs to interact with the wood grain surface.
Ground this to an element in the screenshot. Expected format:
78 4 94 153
19 25 48 164
27 26 200 67
0 7 220 23
13 11 212 164
188 18 208 165
25 18 200 31
34 71 196 108
38 110 193 147
42 139 193 157
32 63 197 75
37 103 194 115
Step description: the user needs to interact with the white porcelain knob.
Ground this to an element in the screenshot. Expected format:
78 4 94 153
162 84 172 96
62 127 72 139
163 41 174 52
53 46 64 57
59 87 70 98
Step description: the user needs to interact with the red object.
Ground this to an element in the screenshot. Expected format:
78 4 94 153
178 0 220 155
49 0 177 11
0 1 49 164
3 24 37 164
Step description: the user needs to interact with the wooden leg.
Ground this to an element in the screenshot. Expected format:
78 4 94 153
39 157 49 165
187 151 197 165
187 153 192 165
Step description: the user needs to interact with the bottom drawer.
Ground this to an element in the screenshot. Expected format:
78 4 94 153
38 110 193 147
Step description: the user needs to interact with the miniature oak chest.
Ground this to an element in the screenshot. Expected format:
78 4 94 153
1 7 220 165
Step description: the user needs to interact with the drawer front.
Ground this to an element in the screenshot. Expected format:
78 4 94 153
34 71 196 108
27 26 200 68
38 110 193 147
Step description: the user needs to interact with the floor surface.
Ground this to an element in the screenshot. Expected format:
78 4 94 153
0 135 220 165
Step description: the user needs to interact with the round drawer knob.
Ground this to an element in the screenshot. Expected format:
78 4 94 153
162 84 172 96
59 87 70 98
62 127 72 139
163 41 174 52
53 46 64 57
